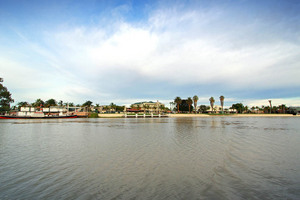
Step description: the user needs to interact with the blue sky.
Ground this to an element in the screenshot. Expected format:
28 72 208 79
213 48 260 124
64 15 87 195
1 0 300 107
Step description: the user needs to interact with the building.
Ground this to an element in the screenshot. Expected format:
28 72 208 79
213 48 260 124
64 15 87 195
130 101 165 113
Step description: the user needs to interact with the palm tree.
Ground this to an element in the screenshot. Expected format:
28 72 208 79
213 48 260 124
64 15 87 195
268 100 272 114
174 97 182 113
209 97 215 113
187 97 193 113
219 95 225 112
193 95 198 113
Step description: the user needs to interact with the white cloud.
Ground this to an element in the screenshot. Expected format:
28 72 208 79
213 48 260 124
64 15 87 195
1 4 299 105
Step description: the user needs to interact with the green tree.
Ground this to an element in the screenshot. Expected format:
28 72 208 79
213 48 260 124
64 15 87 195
231 103 245 113
209 97 215 113
64 102 74 107
45 99 57 107
0 80 14 112
17 101 29 109
278 104 287 114
174 97 182 113
116 105 125 112
110 103 116 111
144 104 150 112
187 97 193 113
193 95 198 113
245 105 249 113
199 105 209 113
219 95 225 112
268 100 272 114
82 100 93 107
32 98 44 107
159 105 165 113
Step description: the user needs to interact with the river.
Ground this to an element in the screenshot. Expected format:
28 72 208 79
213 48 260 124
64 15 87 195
0 117 299 199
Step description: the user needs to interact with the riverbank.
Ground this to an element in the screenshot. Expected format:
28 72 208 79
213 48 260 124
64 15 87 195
170 114 300 117
96 113 297 118
98 114 123 118
170 113 296 117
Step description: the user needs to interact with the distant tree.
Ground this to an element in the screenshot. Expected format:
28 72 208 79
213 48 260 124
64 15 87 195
32 98 44 107
17 101 29 109
45 99 57 107
268 100 272 113
245 106 249 113
59 100 63 106
116 105 125 112
231 103 245 113
82 100 93 107
193 95 198 113
209 97 215 113
263 106 270 114
187 97 193 113
174 97 182 113
251 106 255 113
159 105 165 113
219 95 225 112
278 104 287 114
0 80 14 112
144 104 150 112
199 105 209 113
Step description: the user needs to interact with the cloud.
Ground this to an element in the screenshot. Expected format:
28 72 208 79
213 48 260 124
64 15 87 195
1 2 299 105
244 97 300 107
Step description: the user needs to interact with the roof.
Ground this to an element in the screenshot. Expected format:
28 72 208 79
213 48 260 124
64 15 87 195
132 101 156 105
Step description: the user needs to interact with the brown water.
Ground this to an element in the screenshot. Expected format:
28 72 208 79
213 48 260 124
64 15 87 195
0 117 300 199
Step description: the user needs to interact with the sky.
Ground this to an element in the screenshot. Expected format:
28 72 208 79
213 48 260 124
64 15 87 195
0 0 300 107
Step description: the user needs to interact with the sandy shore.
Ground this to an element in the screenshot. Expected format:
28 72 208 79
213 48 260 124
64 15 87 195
96 113 297 118
98 114 123 118
170 114 296 117
234 114 296 117
169 114 210 117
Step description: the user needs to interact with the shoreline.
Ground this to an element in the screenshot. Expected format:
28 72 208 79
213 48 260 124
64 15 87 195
96 113 297 118
170 114 296 117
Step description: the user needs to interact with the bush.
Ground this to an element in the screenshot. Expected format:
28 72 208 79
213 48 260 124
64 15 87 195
88 113 98 118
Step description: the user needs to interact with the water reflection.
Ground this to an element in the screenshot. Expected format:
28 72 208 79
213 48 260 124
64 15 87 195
0 117 300 199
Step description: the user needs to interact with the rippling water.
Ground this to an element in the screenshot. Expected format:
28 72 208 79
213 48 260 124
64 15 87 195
1 117 300 199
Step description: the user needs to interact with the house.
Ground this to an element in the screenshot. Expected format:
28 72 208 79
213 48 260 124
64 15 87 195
130 101 165 113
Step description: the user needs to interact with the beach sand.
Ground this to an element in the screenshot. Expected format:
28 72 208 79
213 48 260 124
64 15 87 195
170 114 296 117
96 113 297 118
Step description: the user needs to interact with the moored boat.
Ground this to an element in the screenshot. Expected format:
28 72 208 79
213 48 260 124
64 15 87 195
0 115 78 119
0 106 78 119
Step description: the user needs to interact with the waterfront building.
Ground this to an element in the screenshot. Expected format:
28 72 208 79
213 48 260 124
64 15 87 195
131 101 165 113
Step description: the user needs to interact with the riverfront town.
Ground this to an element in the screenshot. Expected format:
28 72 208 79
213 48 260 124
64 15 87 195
1 78 299 118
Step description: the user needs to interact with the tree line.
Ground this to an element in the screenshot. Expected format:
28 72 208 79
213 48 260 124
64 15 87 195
173 95 225 113
0 78 294 115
